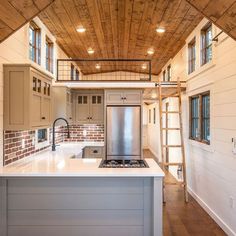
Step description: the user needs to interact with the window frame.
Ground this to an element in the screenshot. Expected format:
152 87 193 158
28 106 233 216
201 23 212 66
29 21 41 65
162 70 166 82
70 64 75 80
75 69 80 80
189 91 210 145
188 37 196 74
167 65 171 81
45 36 54 73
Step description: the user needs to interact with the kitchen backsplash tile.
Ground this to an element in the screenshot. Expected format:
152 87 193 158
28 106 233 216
3 124 104 165
63 124 104 142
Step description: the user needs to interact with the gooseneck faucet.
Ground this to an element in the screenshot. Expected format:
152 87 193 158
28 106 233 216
52 118 70 151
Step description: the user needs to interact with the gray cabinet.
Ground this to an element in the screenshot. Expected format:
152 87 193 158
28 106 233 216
75 92 104 124
4 64 52 130
105 90 142 105
53 86 74 124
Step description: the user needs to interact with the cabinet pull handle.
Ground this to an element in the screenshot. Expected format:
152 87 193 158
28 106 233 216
90 117 92 120
41 117 46 120
123 97 127 100
87 117 90 119
121 97 124 100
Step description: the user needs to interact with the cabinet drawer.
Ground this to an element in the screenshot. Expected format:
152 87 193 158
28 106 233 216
83 146 104 158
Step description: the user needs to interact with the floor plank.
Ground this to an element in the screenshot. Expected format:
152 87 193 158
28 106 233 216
143 149 226 236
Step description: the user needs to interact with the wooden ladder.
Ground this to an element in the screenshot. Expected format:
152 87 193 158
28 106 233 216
156 77 188 202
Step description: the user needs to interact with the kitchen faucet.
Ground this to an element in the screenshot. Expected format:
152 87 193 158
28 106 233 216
52 118 70 151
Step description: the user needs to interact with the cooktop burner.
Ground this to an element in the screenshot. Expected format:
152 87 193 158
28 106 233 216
99 159 149 168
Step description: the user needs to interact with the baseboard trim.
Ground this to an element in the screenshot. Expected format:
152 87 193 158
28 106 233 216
188 187 235 236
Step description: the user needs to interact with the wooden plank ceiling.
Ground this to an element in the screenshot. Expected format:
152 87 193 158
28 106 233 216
186 0 236 41
39 0 203 75
0 0 55 43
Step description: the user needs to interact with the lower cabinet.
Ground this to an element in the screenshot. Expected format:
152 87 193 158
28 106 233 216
75 92 104 124
4 64 53 130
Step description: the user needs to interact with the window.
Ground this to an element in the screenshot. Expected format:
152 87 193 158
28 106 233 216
190 92 210 144
188 38 196 74
45 37 53 73
29 21 41 64
167 65 171 81
162 70 166 81
149 109 151 123
35 128 50 149
75 69 80 80
201 23 212 66
153 108 156 124
70 64 74 80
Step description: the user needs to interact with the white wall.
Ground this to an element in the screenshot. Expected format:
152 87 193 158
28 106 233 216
147 18 236 235
0 17 74 167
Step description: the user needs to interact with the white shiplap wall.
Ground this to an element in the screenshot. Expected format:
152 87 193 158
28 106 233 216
147 18 236 235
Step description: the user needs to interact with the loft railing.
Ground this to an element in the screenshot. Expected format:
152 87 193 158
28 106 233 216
56 58 152 82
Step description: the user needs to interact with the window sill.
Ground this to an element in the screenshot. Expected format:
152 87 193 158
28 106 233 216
189 139 214 153
187 60 216 82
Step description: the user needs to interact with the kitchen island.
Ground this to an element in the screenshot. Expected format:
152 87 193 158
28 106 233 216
0 143 164 236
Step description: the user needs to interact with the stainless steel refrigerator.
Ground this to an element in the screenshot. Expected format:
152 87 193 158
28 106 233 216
106 106 141 160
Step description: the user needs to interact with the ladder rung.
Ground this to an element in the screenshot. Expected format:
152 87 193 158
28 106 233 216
162 128 180 130
163 145 182 148
163 162 183 166
165 181 185 186
162 111 181 114
161 95 179 98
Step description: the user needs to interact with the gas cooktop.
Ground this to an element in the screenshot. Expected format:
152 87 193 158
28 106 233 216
99 159 149 168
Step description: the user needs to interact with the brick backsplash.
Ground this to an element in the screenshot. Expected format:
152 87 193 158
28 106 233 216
3 124 104 165
63 124 104 142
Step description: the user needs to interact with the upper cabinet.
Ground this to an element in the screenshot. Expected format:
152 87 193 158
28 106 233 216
53 86 74 124
75 91 104 124
105 90 142 105
4 64 53 130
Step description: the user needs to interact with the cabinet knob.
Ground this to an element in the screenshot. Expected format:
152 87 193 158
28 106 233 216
90 117 92 120
41 117 46 120
69 117 72 120
123 97 127 100
87 117 90 119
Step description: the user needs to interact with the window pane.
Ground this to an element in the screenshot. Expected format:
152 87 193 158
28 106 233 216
92 96 96 104
202 94 210 142
78 96 82 104
191 97 199 139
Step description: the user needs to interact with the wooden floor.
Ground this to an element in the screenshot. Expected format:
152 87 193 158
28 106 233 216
143 149 226 236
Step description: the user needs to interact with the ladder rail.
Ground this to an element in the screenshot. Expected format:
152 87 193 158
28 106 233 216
157 77 188 202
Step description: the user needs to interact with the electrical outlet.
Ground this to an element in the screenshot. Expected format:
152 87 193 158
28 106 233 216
229 196 235 209
21 139 25 149
83 130 87 136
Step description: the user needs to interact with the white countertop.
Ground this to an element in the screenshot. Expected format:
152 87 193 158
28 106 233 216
0 143 164 177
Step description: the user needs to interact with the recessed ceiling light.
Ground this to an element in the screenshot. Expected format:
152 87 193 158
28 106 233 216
87 47 94 54
142 63 147 70
76 26 86 33
95 64 101 69
156 27 165 33
147 48 155 55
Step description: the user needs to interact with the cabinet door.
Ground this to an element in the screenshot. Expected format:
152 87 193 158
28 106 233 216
106 91 124 104
75 95 90 123
90 94 104 123
31 74 43 127
123 91 142 104
41 97 51 125
31 93 42 127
